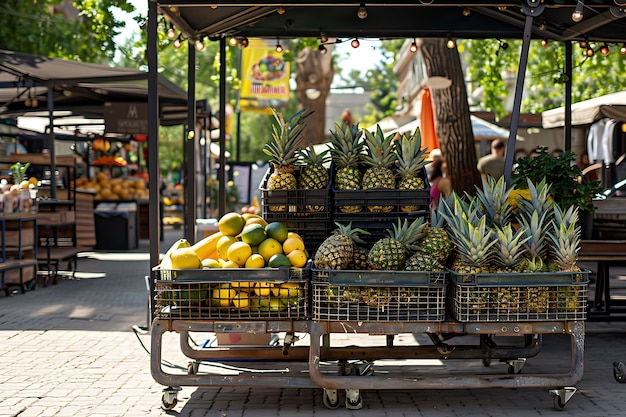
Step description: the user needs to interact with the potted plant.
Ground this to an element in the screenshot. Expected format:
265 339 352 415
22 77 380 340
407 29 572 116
511 146 601 238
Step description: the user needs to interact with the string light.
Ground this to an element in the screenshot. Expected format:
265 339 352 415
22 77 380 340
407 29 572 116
195 38 205 51
446 37 456 49
240 37 249 48
586 45 594 57
351 38 360 48
621 44 626 55
541 39 548 47
572 0 584 23
277 6 285 14
600 44 610 56
318 44 327 55
166 24 176 39
462 8 471 16
275 38 283 53
357 3 367 19
409 39 418 53
228 37 238 47
320 32 328 44
174 35 183 49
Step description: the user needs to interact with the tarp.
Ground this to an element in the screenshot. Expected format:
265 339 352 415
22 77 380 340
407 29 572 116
542 91 626 129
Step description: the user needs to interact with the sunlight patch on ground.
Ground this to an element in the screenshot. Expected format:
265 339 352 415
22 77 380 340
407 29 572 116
78 251 153 261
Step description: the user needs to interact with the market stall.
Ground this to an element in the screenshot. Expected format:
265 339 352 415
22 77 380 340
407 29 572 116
146 0 626 411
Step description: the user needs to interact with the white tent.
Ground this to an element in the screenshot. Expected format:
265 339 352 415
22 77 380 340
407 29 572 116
542 91 626 129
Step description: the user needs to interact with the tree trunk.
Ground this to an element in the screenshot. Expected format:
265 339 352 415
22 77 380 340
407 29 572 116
295 45 334 144
418 38 481 196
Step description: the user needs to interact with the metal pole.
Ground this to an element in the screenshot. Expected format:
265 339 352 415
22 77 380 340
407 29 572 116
147 0 161 275
218 37 227 217
564 41 573 151
503 0 543 186
47 88 56 200
185 43 197 242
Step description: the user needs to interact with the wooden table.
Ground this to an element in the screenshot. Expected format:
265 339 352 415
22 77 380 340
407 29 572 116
579 240 626 320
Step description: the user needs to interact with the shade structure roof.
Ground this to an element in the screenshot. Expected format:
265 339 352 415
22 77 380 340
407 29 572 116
158 1 626 44
542 90 626 128
0 50 188 127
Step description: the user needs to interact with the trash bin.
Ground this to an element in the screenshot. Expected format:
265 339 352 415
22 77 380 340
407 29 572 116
94 204 138 250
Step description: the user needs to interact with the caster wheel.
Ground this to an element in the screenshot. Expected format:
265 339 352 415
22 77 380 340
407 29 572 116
187 361 199 375
553 395 565 410
345 389 362 410
161 394 178 410
613 361 626 383
322 389 340 409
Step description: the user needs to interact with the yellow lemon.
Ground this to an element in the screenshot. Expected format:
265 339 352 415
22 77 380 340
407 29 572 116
232 291 250 309
254 282 273 296
170 247 201 269
286 249 308 268
258 238 283 261
287 232 304 242
218 212 246 236
217 235 238 259
240 223 267 246
221 260 240 269
227 241 252 266
282 237 305 255
265 222 289 243
244 253 265 269
230 281 256 291
245 217 268 228
202 258 222 268
212 286 236 307
242 213 263 222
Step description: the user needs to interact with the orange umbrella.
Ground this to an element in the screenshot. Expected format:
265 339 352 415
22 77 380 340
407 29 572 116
420 87 440 153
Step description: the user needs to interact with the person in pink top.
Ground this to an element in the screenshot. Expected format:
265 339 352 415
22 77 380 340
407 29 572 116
428 158 452 206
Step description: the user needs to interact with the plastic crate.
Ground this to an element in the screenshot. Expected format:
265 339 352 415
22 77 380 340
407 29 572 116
332 188 430 220
153 266 309 320
279 218 331 257
333 212 428 247
448 270 589 322
311 268 447 322
261 166 332 219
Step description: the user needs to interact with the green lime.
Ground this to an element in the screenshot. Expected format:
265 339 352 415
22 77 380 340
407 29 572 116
265 222 289 243
268 253 291 268
240 223 267 246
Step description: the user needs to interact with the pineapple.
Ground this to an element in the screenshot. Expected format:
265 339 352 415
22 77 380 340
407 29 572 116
475 175 515 228
329 122 364 213
296 142 331 212
263 108 314 211
395 129 429 212
314 222 369 270
490 224 530 273
547 205 582 274
361 125 397 212
418 205 453 266
348 245 370 270
10 162 30 186
439 197 496 282
368 217 427 271
405 252 445 272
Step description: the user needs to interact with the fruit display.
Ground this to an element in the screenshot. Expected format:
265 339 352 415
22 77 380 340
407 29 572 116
0 162 38 213
91 155 127 166
74 173 148 201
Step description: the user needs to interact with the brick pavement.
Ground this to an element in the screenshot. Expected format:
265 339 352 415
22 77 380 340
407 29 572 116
1 228 626 416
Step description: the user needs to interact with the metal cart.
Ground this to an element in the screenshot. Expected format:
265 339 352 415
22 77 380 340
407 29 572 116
150 267 588 411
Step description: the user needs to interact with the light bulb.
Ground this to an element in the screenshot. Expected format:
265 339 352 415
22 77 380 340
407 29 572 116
318 44 327 54
621 44 626 55
541 39 548 47
600 45 610 56
275 43 283 53
572 0 584 22
277 6 285 15
229 37 238 47
320 32 328 43
195 39 205 51
351 38 360 48
586 47 594 57
240 38 249 47
446 38 456 49
409 40 418 53
167 27 176 39
357 4 367 19
174 38 182 49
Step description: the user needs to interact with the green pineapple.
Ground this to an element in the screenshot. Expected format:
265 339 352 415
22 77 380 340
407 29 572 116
418 205 453 266
405 252 445 272
10 162 30 186
263 108 314 212
361 125 397 212
368 217 427 271
475 175 515 228
490 224 530 273
296 142 331 212
314 222 369 270
395 128 429 212
329 122 364 213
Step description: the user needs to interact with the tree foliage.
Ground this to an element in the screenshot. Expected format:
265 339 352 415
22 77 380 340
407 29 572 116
0 0 134 62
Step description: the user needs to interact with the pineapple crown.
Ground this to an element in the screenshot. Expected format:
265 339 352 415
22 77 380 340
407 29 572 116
493 223 530 269
516 177 554 222
361 125 397 169
329 122 364 169
10 162 30 184
547 204 581 265
395 128 429 177
387 217 427 250
296 142 331 167
263 108 314 167
332 221 370 245
474 175 515 228
518 208 552 259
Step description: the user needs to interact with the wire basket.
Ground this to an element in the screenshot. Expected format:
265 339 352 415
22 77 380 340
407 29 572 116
153 266 309 320
448 269 589 322
312 269 447 322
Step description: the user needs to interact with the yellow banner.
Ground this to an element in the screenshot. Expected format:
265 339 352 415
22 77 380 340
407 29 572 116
240 38 291 113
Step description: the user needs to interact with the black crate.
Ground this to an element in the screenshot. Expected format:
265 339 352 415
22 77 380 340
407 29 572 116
153 266 310 320
333 188 430 220
312 269 447 322
333 212 428 247
448 270 589 322
261 166 332 219
280 218 331 257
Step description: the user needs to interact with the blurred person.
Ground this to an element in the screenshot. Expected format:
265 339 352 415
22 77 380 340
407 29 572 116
341 108 355 126
429 158 452 206
477 139 506 179
425 148 442 180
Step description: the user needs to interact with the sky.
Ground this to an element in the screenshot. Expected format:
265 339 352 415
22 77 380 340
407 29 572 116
113 1 384 85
